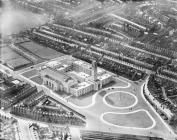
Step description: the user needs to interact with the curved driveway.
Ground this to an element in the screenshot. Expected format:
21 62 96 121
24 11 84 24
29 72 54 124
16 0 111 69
17 71 177 140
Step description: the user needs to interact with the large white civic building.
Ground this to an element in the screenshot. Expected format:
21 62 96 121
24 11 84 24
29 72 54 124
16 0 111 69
40 56 114 97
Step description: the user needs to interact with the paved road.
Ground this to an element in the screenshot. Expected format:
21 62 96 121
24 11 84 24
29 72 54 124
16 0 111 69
0 110 33 140
17 70 177 140
1 62 176 140
18 120 33 140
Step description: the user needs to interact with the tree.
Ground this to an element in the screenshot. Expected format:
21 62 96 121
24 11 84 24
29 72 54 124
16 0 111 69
30 123 39 131
169 115 177 125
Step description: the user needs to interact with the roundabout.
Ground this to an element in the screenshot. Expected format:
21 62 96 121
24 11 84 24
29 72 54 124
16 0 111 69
103 91 138 109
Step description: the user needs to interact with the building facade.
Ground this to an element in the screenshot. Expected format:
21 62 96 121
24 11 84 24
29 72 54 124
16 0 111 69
40 57 114 97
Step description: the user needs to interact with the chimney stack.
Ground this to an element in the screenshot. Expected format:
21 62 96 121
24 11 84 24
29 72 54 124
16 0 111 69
92 60 97 81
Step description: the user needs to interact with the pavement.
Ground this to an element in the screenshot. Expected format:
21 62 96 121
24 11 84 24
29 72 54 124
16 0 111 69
16 70 177 140
18 120 32 140
1 60 177 140
0 110 32 140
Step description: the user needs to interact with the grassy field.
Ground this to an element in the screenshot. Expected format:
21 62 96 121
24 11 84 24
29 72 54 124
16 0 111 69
6 58 31 69
103 110 153 128
19 41 64 60
1 47 22 61
22 69 38 78
0 47 31 70
105 92 136 107
30 75 43 85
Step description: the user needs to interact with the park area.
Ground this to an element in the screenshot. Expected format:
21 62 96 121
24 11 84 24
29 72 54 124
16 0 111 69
104 91 137 108
102 110 154 129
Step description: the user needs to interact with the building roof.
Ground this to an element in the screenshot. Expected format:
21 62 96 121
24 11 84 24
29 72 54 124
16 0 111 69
97 68 105 75
74 60 92 69
11 80 20 85
56 64 70 71
110 14 147 30
42 67 73 83
71 82 92 90
69 71 90 79
46 60 61 68
97 73 112 81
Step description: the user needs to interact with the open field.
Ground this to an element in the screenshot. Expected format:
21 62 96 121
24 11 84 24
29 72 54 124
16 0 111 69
104 91 136 108
0 47 32 70
30 75 43 85
6 58 31 70
22 69 38 78
1 47 20 61
102 110 154 129
19 41 64 60
21 69 43 85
